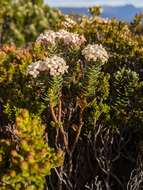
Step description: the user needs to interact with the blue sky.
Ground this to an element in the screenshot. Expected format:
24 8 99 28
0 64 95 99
46 0 143 7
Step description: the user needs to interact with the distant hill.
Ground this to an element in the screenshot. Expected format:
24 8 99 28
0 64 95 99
59 5 143 22
60 7 89 16
102 5 143 21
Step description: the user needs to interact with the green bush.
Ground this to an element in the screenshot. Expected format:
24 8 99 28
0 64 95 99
0 109 63 190
0 0 63 46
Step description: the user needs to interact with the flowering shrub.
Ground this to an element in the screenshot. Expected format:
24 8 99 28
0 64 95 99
61 15 77 29
82 44 108 63
27 55 68 77
36 29 86 48
0 5 143 190
36 30 56 45
0 27 110 189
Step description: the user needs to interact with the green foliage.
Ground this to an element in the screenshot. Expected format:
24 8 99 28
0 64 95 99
131 13 143 34
81 60 104 97
0 0 63 46
48 76 63 107
89 6 103 16
0 45 51 120
112 68 139 109
0 6 143 189
0 109 63 190
110 67 139 124
70 12 143 129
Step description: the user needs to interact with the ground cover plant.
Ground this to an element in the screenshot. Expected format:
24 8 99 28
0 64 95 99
0 2 143 190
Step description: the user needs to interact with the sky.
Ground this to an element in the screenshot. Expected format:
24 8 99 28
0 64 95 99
46 0 143 7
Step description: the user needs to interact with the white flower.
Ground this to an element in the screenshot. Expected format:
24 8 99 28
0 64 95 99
27 61 41 78
28 70 39 78
82 44 109 64
62 15 77 28
36 30 56 45
36 29 86 48
27 56 68 78
46 55 69 76
56 29 86 47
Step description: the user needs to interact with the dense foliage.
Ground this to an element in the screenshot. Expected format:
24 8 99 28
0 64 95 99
0 109 62 190
0 0 63 46
0 3 143 190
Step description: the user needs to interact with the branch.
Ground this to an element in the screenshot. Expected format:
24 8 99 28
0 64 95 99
49 97 58 123
70 109 84 155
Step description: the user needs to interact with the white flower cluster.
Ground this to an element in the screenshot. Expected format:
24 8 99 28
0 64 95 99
82 44 109 64
27 55 68 78
46 55 69 76
56 29 86 47
36 30 56 45
36 29 86 47
27 61 41 78
61 15 77 28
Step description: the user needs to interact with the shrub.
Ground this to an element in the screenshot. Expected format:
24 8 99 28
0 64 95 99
0 0 63 46
0 8 143 189
0 109 63 190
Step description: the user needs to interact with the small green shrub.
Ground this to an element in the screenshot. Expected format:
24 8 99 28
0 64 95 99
0 109 63 190
0 0 63 46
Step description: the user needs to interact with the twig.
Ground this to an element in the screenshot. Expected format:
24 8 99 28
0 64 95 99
49 97 58 123
70 109 84 155
58 96 62 122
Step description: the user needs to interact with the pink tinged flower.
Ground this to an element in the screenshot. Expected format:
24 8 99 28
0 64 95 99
36 29 86 48
38 61 48 71
36 30 56 45
56 29 86 47
82 44 108 64
28 70 39 78
62 15 77 28
46 55 68 76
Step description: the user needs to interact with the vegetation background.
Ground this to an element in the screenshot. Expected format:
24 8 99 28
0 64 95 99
0 0 143 189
